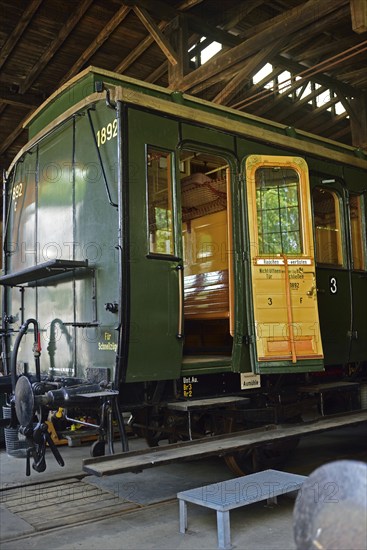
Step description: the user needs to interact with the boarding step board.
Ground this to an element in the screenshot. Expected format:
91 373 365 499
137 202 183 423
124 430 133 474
83 410 367 476
178 469 306 550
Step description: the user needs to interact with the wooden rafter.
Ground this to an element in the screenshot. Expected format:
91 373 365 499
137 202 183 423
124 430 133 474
114 0 202 74
281 4 350 59
18 0 93 94
213 38 286 106
296 96 340 126
0 90 42 109
60 5 131 85
146 61 168 83
115 20 167 74
126 0 239 47
0 116 29 157
0 0 43 70
133 6 178 65
215 0 266 31
172 0 349 92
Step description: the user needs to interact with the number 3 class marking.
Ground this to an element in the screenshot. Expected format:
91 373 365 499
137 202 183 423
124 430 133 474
330 276 338 294
268 297 273 305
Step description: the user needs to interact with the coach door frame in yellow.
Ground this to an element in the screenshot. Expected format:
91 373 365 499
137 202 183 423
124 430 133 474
244 155 324 369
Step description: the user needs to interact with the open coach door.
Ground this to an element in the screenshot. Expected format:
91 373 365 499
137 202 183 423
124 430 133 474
123 108 183 383
244 155 324 373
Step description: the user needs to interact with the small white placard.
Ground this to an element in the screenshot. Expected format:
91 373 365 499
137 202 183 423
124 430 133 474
240 373 261 389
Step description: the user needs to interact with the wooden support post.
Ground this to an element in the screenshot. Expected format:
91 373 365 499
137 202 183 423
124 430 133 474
350 93 367 149
168 15 190 88
350 0 367 33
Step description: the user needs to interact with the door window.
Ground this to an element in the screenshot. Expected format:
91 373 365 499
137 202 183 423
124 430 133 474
256 167 302 255
146 147 174 255
349 194 366 271
312 187 344 266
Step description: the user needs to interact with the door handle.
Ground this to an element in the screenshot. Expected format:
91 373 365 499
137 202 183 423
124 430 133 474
176 264 184 339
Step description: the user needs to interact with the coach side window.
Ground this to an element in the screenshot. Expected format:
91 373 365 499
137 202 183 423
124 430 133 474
146 147 174 255
349 194 366 271
312 187 344 266
256 166 302 254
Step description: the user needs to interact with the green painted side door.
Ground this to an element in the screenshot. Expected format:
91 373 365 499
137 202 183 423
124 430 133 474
310 176 352 365
124 108 183 382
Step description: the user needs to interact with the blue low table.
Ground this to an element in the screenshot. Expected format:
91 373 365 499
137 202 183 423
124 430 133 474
177 469 306 549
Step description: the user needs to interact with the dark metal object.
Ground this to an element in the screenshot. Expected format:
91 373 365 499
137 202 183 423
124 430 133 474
15 376 34 428
10 318 41 392
0 259 89 286
105 302 118 313
293 460 367 550
25 422 65 475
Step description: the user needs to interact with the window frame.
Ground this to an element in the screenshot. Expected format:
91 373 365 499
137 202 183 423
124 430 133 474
349 192 367 272
312 186 345 268
245 155 313 260
145 145 177 259
255 166 303 256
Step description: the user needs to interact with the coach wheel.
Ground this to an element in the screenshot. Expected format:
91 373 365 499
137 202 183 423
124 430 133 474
90 440 106 457
224 438 300 476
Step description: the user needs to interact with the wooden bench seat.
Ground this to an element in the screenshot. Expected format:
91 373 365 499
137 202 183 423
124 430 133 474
184 270 229 320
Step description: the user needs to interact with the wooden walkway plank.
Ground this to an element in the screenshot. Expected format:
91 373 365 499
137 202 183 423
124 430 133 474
83 411 367 476
29 502 140 530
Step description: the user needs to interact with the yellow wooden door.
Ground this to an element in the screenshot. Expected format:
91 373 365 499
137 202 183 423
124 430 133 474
245 155 323 366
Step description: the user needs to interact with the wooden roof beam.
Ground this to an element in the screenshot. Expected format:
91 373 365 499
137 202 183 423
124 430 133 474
173 0 349 93
281 4 351 60
0 0 43 70
215 0 266 32
229 67 284 110
133 6 178 65
273 53 357 98
332 125 352 140
114 0 201 74
60 5 131 85
115 20 166 74
294 96 340 127
18 0 93 94
0 117 29 157
213 38 285 106
350 0 367 33
310 112 349 136
126 0 239 47
0 90 43 109
294 35 361 64
146 61 168 84
254 87 325 119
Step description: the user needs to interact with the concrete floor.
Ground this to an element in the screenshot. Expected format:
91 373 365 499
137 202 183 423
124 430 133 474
1 424 366 550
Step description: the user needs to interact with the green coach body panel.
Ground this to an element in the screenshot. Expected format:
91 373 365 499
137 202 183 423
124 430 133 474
3 67 367 385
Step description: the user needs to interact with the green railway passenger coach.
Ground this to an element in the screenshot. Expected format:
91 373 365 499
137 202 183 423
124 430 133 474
1 67 366 474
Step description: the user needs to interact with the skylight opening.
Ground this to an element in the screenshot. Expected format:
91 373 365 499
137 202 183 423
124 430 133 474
298 82 312 100
277 71 292 93
253 63 273 85
190 38 222 65
201 41 222 64
335 102 346 115
316 90 330 107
